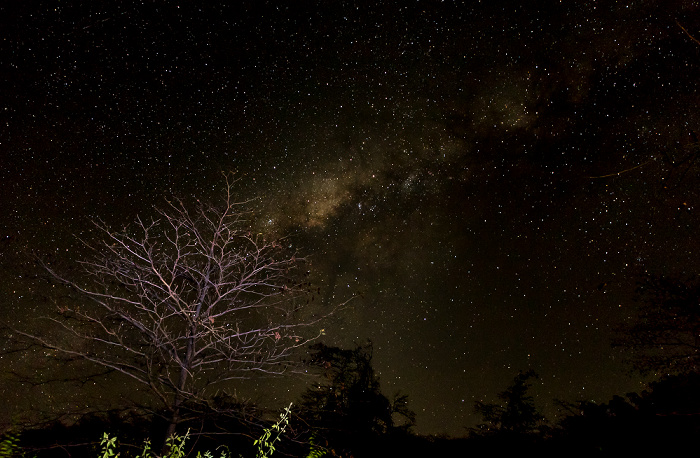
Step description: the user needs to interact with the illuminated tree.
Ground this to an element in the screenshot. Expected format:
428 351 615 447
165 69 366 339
13 177 333 444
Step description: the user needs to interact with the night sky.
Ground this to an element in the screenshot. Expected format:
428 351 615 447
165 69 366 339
1 1 699 436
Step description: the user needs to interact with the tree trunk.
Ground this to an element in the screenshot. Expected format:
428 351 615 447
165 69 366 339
162 406 181 455
162 331 195 454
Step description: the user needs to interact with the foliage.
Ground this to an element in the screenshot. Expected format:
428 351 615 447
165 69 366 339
163 431 188 458
470 369 546 438
0 431 22 458
303 434 325 458
613 274 700 374
134 438 153 458
100 430 192 458
299 342 415 457
94 410 292 458
253 403 292 458
99 433 119 458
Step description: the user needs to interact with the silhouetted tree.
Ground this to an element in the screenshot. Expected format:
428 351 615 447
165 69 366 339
555 373 700 454
613 274 700 374
470 370 546 439
299 341 415 457
10 176 340 450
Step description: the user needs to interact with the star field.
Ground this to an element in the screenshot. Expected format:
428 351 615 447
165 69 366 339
1 1 699 436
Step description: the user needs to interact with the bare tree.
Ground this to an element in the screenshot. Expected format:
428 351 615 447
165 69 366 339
13 177 335 444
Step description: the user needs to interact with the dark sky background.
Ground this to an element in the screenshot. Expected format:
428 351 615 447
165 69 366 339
1 0 699 436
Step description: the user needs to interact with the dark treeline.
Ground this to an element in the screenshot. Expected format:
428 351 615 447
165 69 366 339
4 273 700 457
3 350 700 457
